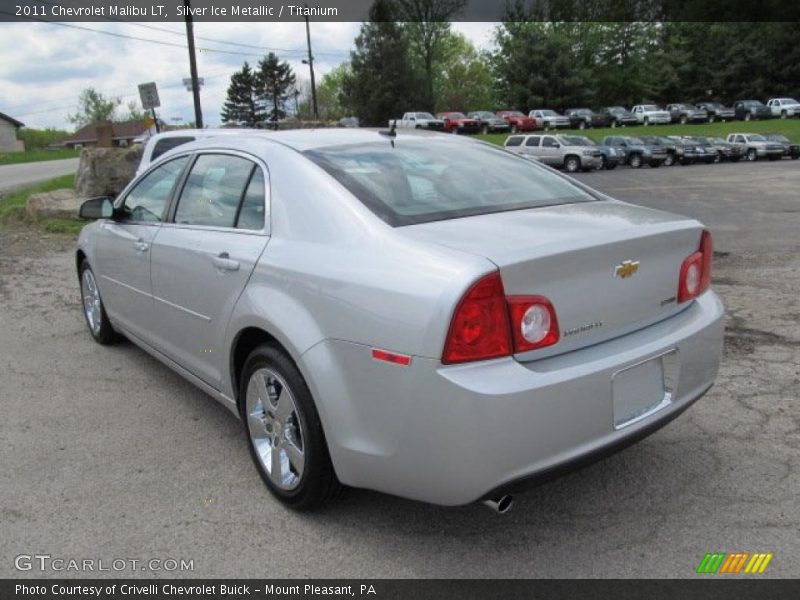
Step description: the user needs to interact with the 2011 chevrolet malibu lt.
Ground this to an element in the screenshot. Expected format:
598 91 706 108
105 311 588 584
76 130 724 511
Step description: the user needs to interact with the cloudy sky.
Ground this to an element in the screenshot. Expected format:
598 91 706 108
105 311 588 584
0 21 497 130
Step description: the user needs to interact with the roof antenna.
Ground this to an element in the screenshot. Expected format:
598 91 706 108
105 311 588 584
380 119 397 145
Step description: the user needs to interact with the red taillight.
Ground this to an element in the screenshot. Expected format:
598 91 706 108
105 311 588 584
678 230 713 303
507 296 560 353
442 272 511 364
442 273 559 364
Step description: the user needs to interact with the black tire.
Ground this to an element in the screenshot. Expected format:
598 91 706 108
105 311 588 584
511 124 518 134
610 119 618 128
664 153 675 167
708 115 716 124
481 124 490 135
746 148 758 161
578 120 586 130
629 153 643 168
679 115 688 124
781 110 787 119
643 117 650 126
79 260 120 345
564 156 581 173
713 152 721 163
649 160 661 168
241 344 342 510
730 156 741 163
791 154 799 160
744 112 752 122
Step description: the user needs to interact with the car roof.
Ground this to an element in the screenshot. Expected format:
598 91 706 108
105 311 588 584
155 128 479 158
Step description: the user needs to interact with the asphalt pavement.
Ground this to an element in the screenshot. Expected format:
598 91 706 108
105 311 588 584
0 159 798 578
0 158 80 194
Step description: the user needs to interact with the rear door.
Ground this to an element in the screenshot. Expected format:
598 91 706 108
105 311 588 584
148 152 270 387
541 136 561 165
520 135 542 160
94 156 189 342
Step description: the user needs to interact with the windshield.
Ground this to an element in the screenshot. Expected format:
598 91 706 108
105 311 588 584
710 137 726 143
642 105 661 111
578 136 596 145
608 107 626 113
305 141 595 226
502 111 525 117
473 112 494 118
628 137 645 145
540 110 558 116
572 109 591 115
445 112 466 119
767 134 789 142
416 113 435 120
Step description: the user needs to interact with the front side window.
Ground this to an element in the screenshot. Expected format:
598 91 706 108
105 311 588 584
525 136 541 147
305 140 595 227
174 154 256 228
119 156 189 223
542 137 558 148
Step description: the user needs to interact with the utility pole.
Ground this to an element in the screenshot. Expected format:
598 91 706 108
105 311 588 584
184 0 203 128
303 8 318 120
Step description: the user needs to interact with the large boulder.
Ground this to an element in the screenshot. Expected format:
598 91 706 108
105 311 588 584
74 145 143 198
26 188 80 219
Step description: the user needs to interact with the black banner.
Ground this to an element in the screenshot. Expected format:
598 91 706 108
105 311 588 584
1 0 799 23
3 580 800 600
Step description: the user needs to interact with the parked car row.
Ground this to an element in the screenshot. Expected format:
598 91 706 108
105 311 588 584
502 131 798 172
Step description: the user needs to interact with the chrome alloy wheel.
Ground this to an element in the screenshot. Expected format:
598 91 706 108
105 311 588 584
246 368 305 490
81 268 102 335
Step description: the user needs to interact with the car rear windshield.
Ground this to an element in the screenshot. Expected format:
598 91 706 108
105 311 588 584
304 141 595 226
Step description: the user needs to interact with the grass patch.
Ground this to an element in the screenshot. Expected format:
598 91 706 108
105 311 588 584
476 118 800 146
0 174 82 235
0 148 80 166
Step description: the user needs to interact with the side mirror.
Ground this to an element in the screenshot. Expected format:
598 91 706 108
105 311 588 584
79 196 115 220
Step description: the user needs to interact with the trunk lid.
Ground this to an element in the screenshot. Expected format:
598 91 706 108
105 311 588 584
401 200 704 360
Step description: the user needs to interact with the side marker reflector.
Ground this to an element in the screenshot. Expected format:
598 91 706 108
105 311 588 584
372 348 412 367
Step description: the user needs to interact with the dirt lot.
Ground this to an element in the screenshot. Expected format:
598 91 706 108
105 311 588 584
0 160 798 578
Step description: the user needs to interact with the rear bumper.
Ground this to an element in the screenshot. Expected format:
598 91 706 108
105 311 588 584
303 291 725 506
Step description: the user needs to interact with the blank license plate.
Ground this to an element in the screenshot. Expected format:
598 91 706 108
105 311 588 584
612 354 671 429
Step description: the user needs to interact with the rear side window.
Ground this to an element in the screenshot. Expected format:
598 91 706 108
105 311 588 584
236 167 266 230
505 136 524 147
151 136 195 160
305 140 595 226
174 154 256 228
525 136 541 147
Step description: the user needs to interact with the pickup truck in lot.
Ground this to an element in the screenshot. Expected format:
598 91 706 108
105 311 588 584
600 106 639 128
631 104 672 125
666 103 708 124
766 98 800 119
467 111 511 134
602 135 668 168
687 136 743 162
763 133 800 158
496 110 538 133
503 133 602 172
726 133 785 161
733 100 772 121
639 135 696 166
389 112 445 131
695 101 735 123
528 109 570 130
565 108 609 129
436 112 480 134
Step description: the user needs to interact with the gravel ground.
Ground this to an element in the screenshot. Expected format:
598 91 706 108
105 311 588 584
0 159 798 578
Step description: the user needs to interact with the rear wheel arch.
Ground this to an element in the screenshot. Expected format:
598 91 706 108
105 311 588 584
76 249 87 278
231 326 292 412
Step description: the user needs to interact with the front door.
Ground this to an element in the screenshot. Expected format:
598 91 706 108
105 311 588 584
149 153 270 388
93 156 189 342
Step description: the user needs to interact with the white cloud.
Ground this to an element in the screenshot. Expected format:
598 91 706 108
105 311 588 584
0 20 494 130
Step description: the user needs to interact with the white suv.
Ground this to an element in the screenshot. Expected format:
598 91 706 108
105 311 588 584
766 98 800 119
137 129 253 175
631 105 671 125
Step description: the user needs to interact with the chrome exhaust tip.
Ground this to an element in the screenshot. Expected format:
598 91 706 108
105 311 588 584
482 494 514 514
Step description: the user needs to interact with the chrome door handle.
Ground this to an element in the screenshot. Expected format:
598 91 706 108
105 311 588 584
212 253 240 272
133 240 149 252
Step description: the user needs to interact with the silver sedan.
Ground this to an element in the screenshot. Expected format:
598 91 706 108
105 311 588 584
76 130 724 511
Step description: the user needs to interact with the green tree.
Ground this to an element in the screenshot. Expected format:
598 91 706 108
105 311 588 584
433 32 494 112
313 63 351 120
221 62 265 127
256 53 296 127
342 0 422 126
67 88 121 128
397 0 467 110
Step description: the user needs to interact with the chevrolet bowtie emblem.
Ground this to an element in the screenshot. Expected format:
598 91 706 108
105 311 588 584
615 260 640 279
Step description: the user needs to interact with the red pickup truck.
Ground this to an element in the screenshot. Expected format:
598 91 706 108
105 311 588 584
496 110 538 133
436 112 481 134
